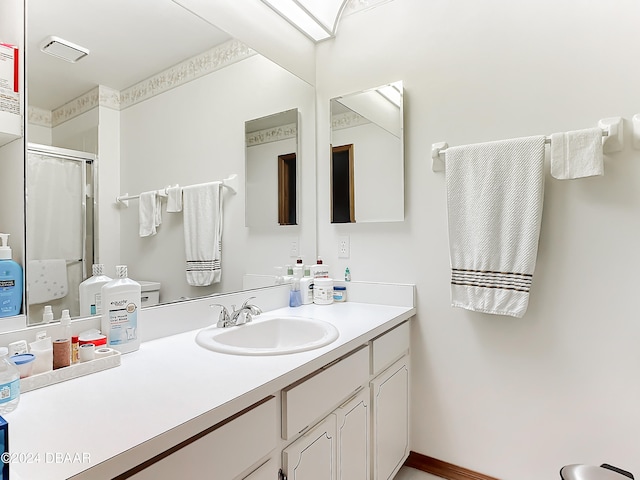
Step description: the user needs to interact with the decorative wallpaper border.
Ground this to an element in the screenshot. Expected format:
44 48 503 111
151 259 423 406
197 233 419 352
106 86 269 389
119 39 255 110
246 123 297 146
343 0 395 17
331 111 371 131
51 87 100 127
31 39 256 128
27 106 51 127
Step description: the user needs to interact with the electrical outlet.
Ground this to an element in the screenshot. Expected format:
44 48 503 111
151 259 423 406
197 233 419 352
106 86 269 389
290 238 299 258
338 235 350 259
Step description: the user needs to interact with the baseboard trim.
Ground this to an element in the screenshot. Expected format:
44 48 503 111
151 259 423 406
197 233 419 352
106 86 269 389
404 451 500 480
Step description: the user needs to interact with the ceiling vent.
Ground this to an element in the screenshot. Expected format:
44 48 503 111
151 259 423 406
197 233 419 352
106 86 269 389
40 36 89 63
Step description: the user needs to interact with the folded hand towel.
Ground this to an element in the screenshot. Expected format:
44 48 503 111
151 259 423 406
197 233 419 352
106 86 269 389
182 182 223 286
446 136 546 318
139 191 161 237
166 185 183 213
550 127 603 180
27 259 69 305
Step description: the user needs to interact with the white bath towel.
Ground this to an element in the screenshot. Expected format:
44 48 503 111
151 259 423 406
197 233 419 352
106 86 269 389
550 127 603 180
166 185 183 213
446 135 546 318
139 191 162 237
27 259 69 305
182 182 223 286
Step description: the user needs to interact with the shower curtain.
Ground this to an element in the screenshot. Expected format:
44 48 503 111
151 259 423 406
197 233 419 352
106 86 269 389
26 150 86 320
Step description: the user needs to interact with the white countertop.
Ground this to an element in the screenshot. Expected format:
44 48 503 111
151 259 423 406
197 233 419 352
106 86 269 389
4 301 415 480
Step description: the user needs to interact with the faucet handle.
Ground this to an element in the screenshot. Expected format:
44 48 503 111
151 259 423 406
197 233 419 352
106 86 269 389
241 296 262 315
241 297 256 308
210 304 230 327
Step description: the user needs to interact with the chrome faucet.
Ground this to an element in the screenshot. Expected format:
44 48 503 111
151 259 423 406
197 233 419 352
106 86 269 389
210 297 262 328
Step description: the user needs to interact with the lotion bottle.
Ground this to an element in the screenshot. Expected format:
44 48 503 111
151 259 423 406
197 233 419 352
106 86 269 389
101 265 141 354
79 264 112 316
0 234 22 318
299 270 314 305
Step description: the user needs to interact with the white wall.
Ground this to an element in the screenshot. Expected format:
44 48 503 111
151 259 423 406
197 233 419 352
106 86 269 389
332 122 402 222
0 139 24 266
316 0 640 478
119 54 316 303
52 109 98 154
246 137 297 227
96 105 121 272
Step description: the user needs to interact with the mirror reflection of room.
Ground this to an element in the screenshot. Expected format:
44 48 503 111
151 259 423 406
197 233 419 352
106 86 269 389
330 81 404 223
23 0 315 325
245 108 299 227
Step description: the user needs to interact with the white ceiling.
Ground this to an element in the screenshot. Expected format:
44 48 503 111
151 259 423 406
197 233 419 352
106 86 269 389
27 0 232 111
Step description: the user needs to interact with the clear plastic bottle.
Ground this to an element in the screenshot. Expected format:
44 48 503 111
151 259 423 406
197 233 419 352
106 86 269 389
0 347 20 414
60 309 72 341
42 305 54 323
289 280 302 307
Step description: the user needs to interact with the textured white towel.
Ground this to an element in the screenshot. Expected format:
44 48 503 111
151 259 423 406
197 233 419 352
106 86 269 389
182 182 223 286
27 259 69 305
139 191 162 237
446 136 546 318
166 185 183 213
550 127 603 180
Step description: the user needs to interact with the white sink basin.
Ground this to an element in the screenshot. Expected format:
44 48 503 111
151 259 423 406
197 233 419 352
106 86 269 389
195 316 339 356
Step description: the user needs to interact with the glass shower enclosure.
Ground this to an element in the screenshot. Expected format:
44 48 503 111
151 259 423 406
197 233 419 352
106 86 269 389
26 143 96 323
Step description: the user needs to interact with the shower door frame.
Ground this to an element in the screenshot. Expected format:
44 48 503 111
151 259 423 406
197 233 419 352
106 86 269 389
26 143 97 321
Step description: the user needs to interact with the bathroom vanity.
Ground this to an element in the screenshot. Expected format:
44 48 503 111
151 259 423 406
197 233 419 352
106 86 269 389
4 284 415 480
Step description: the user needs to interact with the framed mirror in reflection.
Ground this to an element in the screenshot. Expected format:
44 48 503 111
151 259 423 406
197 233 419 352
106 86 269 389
330 81 404 223
245 109 299 227
23 0 316 326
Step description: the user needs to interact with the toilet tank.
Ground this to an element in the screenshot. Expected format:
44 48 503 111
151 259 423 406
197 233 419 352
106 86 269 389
137 281 161 307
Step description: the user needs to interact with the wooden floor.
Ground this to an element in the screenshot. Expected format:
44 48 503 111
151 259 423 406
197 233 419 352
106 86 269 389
394 466 444 480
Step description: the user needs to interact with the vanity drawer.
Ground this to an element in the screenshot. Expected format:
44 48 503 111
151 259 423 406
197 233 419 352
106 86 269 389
129 397 276 480
282 345 369 440
370 321 410 376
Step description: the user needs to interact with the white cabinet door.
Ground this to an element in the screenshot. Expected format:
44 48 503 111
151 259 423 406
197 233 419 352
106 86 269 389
370 357 409 480
336 388 369 480
283 414 337 480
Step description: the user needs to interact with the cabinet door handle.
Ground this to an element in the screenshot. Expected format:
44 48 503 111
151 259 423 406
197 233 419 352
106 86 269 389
278 468 287 480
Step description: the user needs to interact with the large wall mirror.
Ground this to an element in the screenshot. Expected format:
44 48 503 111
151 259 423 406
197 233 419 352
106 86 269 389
330 81 404 223
24 0 316 325
245 109 299 227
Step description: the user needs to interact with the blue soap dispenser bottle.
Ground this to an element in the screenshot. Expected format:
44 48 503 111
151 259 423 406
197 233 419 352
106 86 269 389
0 234 23 317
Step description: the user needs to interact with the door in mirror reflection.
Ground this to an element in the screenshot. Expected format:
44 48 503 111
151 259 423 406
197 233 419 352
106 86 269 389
246 108 299 227
331 144 354 223
278 153 297 225
330 81 404 223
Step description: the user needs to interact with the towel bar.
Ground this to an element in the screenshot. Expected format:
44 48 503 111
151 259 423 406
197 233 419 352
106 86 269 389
431 117 622 172
115 174 238 206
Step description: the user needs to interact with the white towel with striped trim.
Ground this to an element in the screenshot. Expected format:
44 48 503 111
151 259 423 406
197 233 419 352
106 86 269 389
445 135 546 318
182 182 223 286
